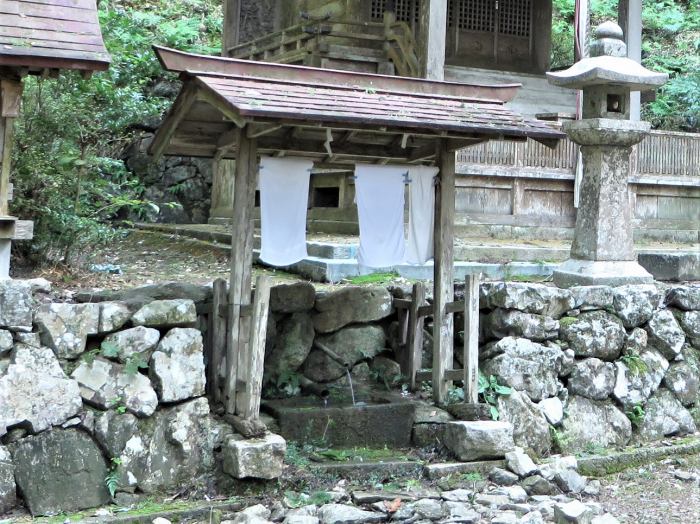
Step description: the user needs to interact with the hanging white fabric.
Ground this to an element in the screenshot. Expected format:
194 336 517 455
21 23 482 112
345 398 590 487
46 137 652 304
258 156 313 267
354 164 406 268
405 165 438 265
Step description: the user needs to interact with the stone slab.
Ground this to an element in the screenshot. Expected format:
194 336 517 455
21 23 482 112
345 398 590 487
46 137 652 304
638 252 700 282
553 260 654 288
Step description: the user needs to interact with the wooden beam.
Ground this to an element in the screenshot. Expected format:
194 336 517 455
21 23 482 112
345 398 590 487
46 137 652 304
208 278 228 404
225 127 258 415
196 87 247 128
418 0 448 80
0 116 14 216
432 139 455 404
223 0 241 57
407 282 426 391
463 273 480 404
150 82 199 161
237 275 271 420
0 79 22 118
257 137 418 160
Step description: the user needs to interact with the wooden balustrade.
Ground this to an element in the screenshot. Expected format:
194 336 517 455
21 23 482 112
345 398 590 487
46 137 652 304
457 129 700 179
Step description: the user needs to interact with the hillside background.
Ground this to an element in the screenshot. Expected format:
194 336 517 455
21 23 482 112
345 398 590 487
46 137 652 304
10 0 700 267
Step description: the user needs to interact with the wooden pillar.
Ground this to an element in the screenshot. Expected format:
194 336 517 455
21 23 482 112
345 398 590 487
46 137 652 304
225 127 258 415
618 0 642 121
0 79 22 217
462 273 480 404
432 140 455 404
210 159 236 222
223 0 241 58
418 0 448 80
407 281 426 391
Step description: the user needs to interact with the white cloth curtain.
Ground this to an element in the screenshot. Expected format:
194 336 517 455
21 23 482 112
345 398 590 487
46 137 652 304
258 156 313 266
354 164 406 268
405 165 438 265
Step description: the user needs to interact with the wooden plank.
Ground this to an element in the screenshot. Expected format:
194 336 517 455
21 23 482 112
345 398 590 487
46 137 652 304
417 368 463 383
224 128 258 416
463 273 480 404
407 282 426 391
1 79 22 117
149 82 199 160
432 140 455 404
238 275 271 420
0 117 14 216
208 278 227 404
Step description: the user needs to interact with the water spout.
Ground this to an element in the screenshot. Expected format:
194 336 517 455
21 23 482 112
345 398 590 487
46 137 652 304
345 368 356 407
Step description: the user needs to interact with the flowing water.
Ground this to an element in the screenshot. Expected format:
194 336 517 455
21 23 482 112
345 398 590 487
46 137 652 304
345 368 357 406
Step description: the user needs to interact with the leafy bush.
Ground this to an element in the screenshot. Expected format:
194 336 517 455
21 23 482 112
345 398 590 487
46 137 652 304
11 0 222 267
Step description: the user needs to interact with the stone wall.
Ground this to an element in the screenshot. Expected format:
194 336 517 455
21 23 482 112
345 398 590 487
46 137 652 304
1 278 699 517
0 281 285 517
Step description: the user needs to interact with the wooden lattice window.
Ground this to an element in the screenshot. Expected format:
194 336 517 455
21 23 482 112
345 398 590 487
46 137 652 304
498 0 532 37
370 0 420 23
454 0 494 32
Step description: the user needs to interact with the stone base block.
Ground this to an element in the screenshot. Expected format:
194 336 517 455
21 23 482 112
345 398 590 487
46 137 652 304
222 432 286 480
443 421 515 462
638 252 700 282
553 259 653 288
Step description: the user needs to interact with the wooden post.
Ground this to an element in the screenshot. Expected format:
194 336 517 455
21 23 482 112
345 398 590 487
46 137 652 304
224 127 258 415
432 140 455 404
407 281 426 391
418 0 448 80
223 0 241 57
238 275 271 420
618 0 642 121
0 79 22 217
208 278 228 404
463 273 480 403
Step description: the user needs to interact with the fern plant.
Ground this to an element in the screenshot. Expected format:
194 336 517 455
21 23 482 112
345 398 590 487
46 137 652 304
105 457 121 498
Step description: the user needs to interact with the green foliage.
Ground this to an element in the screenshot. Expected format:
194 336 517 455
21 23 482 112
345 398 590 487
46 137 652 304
284 491 333 509
82 348 100 365
478 373 512 421
549 426 571 452
559 316 578 328
621 353 648 376
11 0 222 266
105 457 121 498
344 272 400 285
626 404 646 428
101 341 120 359
124 353 149 375
551 0 699 131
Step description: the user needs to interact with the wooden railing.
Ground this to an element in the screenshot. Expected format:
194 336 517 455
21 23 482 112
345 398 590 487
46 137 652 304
457 129 700 179
227 18 420 77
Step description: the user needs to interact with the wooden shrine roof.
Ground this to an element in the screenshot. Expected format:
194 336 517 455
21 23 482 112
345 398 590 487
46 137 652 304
0 0 110 72
150 47 564 164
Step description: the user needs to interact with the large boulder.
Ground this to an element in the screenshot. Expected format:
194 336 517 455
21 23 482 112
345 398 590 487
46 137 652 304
567 358 616 400
302 325 385 383
663 346 700 406
645 310 685 360
222 432 286 479
71 358 158 417
486 283 574 318
497 389 552 457
487 309 559 341
317 504 385 524
98 302 132 333
481 337 563 402
443 421 515 461
559 396 632 452
666 286 700 311
0 345 82 436
264 312 315 382
612 285 662 328
10 429 110 516
559 311 626 361
677 311 700 348
116 397 221 493
613 347 669 410
35 303 100 359
635 389 696 441
132 299 196 328
570 285 614 311
149 328 206 402
101 326 161 363
94 410 141 458
0 280 33 331
0 446 16 514
270 282 316 313
313 287 393 333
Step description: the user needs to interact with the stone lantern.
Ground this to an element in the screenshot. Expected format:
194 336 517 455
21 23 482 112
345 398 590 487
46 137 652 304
546 22 668 287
